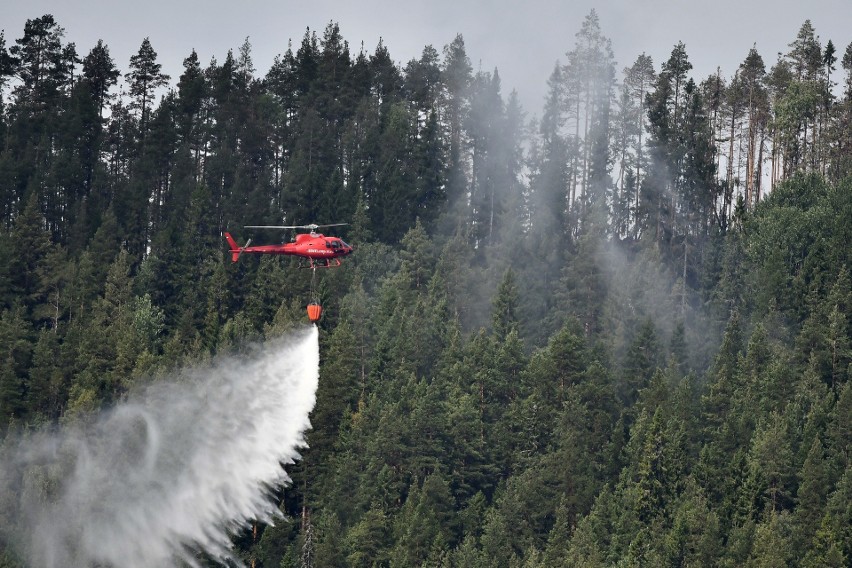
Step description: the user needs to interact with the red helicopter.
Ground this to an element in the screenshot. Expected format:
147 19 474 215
224 223 354 268
225 223 353 323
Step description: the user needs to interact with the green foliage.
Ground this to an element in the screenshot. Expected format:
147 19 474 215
0 306 32 429
344 505 390 567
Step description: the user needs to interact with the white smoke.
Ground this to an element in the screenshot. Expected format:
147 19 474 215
0 325 319 567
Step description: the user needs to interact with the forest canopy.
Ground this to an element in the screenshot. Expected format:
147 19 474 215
0 10 851 567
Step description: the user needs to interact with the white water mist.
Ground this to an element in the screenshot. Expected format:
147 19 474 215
0 325 319 567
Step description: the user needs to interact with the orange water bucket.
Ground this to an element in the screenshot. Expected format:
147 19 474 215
306 302 322 323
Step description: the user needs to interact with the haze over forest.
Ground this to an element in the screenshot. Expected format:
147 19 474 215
0 10 851 567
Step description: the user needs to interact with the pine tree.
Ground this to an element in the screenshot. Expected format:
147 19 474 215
305 512 343 567
127 37 170 141
661 478 722 567
824 466 852 561
72 248 134 404
828 381 851 474
621 318 660 409
621 53 656 233
801 514 847 568
738 47 770 207
491 268 520 340
747 511 794 567
742 412 796 515
0 306 32 427
702 310 743 423
392 471 455 565
0 31 14 91
795 437 830 553
26 328 64 420
440 34 473 223
403 45 442 114
345 505 390 568
397 219 435 291
8 192 53 320
9 14 70 110
82 39 120 117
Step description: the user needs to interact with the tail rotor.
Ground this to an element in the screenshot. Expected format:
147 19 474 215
224 233 251 263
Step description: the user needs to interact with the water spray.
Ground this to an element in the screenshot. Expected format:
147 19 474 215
0 325 319 567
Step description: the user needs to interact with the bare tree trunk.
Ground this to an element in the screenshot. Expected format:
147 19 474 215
737 123 746 208
681 228 688 318
756 127 765 204
572 97 580 211
636 110 643 221
771 128 780 188
727 112 736 218
582 90 591 212
746 111 756 207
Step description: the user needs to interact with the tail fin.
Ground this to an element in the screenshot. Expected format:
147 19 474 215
224 232 241 262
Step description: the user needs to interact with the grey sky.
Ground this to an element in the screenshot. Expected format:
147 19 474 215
4 1 851 115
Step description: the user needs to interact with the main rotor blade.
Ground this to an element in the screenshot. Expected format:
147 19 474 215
244 225 295 229
244 223 349 230
306 223 349 230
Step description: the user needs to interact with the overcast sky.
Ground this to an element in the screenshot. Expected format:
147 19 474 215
4 1 851 116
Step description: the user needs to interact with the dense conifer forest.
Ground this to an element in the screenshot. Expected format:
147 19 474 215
1 10 852 567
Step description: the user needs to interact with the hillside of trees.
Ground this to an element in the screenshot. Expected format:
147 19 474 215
1 10 852 567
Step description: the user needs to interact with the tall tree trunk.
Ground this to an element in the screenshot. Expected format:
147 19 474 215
756 125 765 203
746 111 756 208
727 112 736 218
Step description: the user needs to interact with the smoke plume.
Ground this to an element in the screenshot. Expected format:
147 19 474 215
0 325 319 567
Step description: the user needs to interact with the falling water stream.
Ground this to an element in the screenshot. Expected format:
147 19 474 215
0 325 319 567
